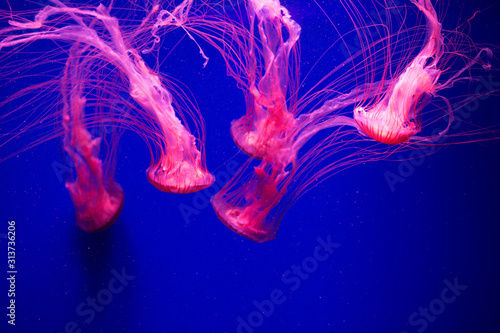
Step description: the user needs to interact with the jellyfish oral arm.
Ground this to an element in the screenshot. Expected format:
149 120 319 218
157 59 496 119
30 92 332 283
1 1 214 193
228 0 301 159
125 59 214 193
351 0 444 145
63 104 125 232
354 63 439 145
61 49 124 232
211 161 288 243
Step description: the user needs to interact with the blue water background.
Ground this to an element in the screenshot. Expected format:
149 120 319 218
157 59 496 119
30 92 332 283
0 1 499 332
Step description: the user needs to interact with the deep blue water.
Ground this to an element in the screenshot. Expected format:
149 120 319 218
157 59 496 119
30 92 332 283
1 1 499 333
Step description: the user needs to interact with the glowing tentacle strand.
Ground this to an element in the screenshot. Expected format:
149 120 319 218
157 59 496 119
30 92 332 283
1 0 214 193
62 47 124 232
354 0 443 144
229 0 301 159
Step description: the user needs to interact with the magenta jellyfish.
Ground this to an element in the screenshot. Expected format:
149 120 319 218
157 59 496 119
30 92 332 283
352 0 492 145
61 43 124 232
226 0 301 159
0 0 213 231
188 0 498 241
353 0 444 144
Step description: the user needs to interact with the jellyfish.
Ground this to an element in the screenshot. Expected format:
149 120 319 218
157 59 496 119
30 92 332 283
352 0 442 144
226 0 301 159
0 0 214 193
0 0 213 230
61 43 124 232
211 91 377 242
353 0 494 145
192 0 497 241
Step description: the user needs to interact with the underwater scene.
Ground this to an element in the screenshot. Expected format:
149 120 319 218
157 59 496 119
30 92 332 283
0 0 499 332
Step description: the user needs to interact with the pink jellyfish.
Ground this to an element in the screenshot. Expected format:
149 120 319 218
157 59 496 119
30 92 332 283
0 0 214 194
353 0 493 144
61 44 124 232
163 0 301 159
191 0 496 241
353 0 443 144
227 0 301 159
0 0 213 230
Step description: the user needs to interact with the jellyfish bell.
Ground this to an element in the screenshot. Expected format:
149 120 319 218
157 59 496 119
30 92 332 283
0 1 215 196
211 160 287 242
353 0 443 145
212 193 278 243
63 118 125 232
146 153 215 194
66 160 125 233
60 42 126 233
224 0 301 159
230 108 297 159
353 65 438 145
0 0 214 231
206 0 499 242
